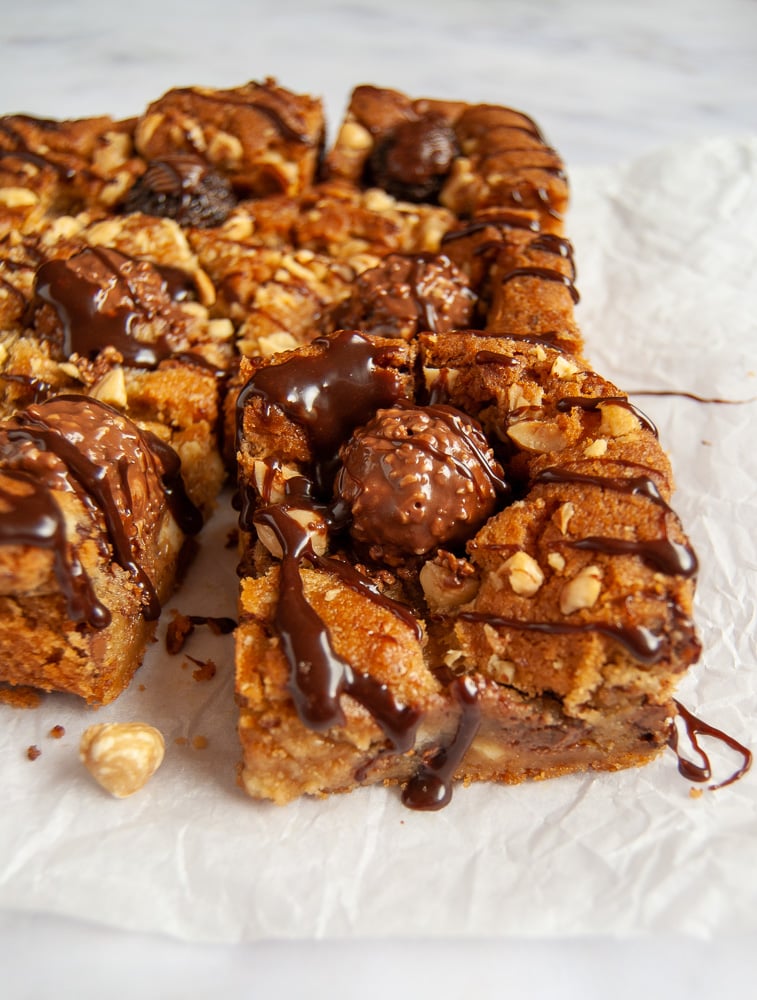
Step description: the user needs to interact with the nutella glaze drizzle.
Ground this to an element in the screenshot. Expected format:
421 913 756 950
236 329 408 494
669 700 752 790
534 466 698 578
33 246 203 368
0 394 201 627
238 330 506 808
236 332 748 805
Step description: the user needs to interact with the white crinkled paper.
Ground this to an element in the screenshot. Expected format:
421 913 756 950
1 137 755 943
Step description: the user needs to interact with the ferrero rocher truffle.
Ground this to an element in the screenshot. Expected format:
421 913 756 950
336 253 475 340
367 112 459 202
124 154 236 228
334 403 506 566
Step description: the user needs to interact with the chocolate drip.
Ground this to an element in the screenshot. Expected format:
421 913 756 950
496 266 580 304
236 330 407 492
629 389 757 405
669 700 752 790
474 350 519 368
4 395 200 622
457 610 666 664
440 212 541 245
535 467 667 504
34 247 174 367
401 676 482 811
187 614 237 634
391 399 510 496
0 119 75 179
0 372 53 404
556 395 658 437
254 504 420 744
315 553 423 640
535 466 698 578
570 535 698 578
171 86 315 145
0 469 109 628
141 428 203 536
528 233 576 278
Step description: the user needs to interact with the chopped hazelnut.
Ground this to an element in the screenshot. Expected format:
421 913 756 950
560 565 603 615
502 551 544 596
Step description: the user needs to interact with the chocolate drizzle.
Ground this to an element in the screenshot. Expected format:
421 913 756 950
0 468 109 628
496 265 580 303
254 504 420 743
171 85 316 146
34 246 192 367
401 676 482 810
1 395 201 625
456 610 667 664
669 700 752 790
535 466 699 578
236 330 407 492
556 395 658 437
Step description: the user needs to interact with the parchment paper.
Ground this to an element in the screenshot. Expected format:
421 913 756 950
1 137 755 944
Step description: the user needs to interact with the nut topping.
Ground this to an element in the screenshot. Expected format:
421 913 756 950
79 722 165 798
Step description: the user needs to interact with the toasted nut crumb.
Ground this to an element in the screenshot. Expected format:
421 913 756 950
599 403 640 437
79 722 165 798
560 565 603 614
0 187 39 208
502 551 544 596
547 551 566 572
26 745 41 761
48 725 65 739
554 501 575 535
90 367 127 409
583 438 608 458
420 558 479 609
550 356 580 378
507 419 568 453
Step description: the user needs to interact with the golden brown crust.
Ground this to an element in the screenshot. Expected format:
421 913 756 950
0 80 702 812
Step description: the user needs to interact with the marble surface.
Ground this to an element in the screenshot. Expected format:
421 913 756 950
1 0 756 996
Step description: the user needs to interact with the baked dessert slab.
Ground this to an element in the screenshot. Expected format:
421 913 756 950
0 78 705 808
234 326 700 808
0 394 201 703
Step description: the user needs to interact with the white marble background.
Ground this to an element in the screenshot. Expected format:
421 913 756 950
2 1 756 997
3 0 756 165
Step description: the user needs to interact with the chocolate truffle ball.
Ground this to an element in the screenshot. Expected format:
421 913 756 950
367 113 459 202
124 154 236 228
336 253 476 341
334 403 506 566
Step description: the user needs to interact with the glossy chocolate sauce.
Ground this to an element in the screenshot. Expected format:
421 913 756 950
535 466 699 578
495 265 580 304
440 212 541 247
0 118 76 179
556 395 658 437
2 395 200 624
254 503 420 744
457 609 666 664
0 468 109 627
34 247 179 366
401 676 482 810
669 700 752 790
172 86 315 145
236 330 407 492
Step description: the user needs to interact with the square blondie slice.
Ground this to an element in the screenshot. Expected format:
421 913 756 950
234 327 701 809
325 84 568 226
0 394 202 703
